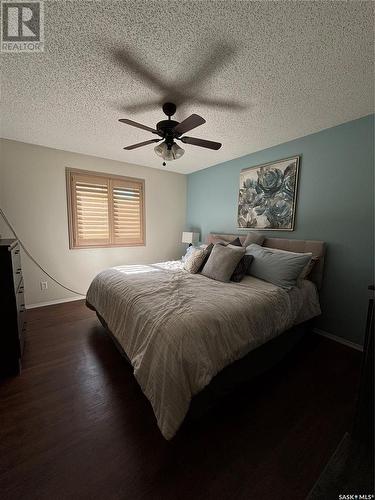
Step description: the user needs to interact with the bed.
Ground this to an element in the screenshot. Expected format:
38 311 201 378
86 234 325 440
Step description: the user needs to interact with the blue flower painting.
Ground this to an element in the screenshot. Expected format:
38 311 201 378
238 156 300 230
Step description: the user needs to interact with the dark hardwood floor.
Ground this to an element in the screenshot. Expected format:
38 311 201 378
0 300 362 500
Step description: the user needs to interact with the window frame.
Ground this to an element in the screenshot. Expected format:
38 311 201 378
66 167 145 249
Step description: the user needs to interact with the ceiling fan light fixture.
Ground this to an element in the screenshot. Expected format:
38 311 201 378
171 142 185 160
154 141 185 161
154 142 165 158
120 103 222 162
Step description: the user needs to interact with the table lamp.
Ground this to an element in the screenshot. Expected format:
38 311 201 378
182 231 200 247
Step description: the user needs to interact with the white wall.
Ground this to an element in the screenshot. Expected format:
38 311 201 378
0 139 187 306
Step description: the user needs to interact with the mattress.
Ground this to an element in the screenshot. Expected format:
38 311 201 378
86 260 321 439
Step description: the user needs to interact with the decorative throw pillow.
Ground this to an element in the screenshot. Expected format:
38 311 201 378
184 247 208 274
246 244 312 289
243 232 265 247
201 244 245 282
231 255 254 282
198 243 214 272
209 235 232 245
216 237 242 248
228 237 242 247
216 239 251 281
182 245 200 263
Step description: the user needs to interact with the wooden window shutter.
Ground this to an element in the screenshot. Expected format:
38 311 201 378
67 169 145 249
111 178 144 245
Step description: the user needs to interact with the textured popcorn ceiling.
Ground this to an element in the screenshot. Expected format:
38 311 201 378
1 1 374 174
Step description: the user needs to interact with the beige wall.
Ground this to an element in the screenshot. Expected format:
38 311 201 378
0 139 187 306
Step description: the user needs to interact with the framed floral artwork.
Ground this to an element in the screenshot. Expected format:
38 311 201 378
237 156 300 230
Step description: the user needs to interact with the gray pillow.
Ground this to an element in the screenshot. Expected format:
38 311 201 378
201 244 245 282
201 244 245 281
243 232 265 247
246 244 312 289
261 246 313 280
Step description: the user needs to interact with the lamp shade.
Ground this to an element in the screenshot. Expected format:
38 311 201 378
182 231 200 245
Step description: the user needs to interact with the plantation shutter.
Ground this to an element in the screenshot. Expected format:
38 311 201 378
70 173 110 247
112 179 144 245
67 169 145 248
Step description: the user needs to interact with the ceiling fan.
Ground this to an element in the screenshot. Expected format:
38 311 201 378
119 102 222 166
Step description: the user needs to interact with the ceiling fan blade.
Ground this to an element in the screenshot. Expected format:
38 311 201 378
180 136 222 150
173 114 206 136
119 118 160 135
123 139 161 150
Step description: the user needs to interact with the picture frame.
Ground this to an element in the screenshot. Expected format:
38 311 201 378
237 155 300 231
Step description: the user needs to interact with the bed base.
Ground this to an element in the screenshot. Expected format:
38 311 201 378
188 323 307 420
88 301 309 422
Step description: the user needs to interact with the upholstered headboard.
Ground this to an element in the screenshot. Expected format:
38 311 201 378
206 233 326 289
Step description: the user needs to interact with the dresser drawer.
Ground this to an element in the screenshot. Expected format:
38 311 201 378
16 280 26 317
11 245 23 292
0 239 24 376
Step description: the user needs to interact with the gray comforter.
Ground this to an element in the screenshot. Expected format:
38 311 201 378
86 261 320 439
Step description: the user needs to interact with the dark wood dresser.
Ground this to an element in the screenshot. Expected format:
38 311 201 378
0 239 26 377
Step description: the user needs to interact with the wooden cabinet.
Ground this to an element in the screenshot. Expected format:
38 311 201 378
0 239 26 376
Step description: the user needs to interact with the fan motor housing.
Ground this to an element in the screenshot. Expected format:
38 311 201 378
156 120 180 145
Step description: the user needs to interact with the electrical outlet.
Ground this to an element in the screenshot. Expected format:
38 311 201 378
40 281 48 291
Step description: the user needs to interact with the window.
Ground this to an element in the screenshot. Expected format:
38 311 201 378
66 168 145 248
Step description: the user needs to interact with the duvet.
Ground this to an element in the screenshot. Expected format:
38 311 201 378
86 261 320 439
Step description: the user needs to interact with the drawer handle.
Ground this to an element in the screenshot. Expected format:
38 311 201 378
16 269 22 274
15 250 20 255
19 287 24 293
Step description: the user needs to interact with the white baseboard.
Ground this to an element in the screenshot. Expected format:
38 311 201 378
26 295 86 309
313 328 363 352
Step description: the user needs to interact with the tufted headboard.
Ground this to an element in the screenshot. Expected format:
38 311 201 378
206 233 326 289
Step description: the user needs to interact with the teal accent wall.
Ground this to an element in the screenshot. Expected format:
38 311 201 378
187 115 374 344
